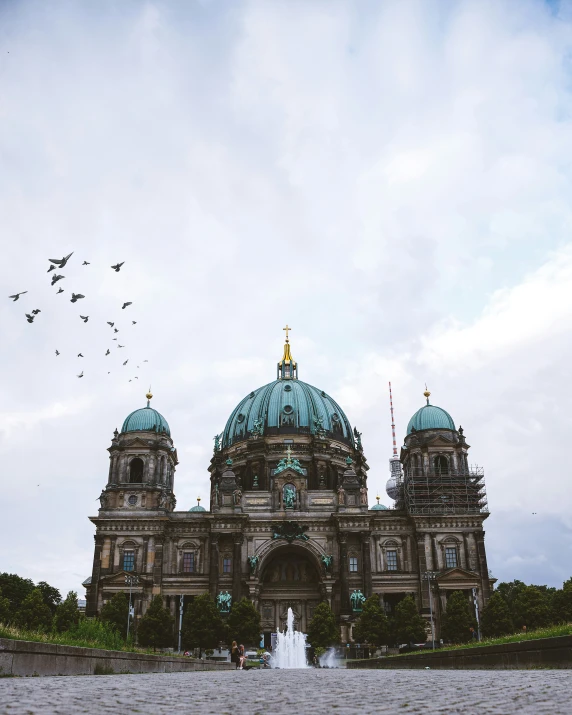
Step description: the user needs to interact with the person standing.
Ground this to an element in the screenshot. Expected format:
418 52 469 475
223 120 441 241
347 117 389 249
231 641 240 669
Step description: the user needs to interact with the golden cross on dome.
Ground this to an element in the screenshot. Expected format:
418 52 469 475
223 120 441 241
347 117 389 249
283 324 292 342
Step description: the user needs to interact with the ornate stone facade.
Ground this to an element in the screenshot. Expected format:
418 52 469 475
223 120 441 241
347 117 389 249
85 340 493 643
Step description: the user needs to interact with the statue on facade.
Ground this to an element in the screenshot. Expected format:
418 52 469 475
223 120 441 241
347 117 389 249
213 482 219 506
98 490 108 509
353 427 363 451
337 486 345 505
233 488 242 506
158 491 169 508
313 415 326 437
283 484 296 509
252 474 259 490
217 591 232 614
319 470 326 488
213 434 221 453
350 589 366 612
251 418 264 437
360 485 368 505
248 555 259 575
321 554 333 573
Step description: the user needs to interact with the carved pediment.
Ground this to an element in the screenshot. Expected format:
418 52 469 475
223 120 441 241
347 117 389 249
99 571 153 586
435 567 479 582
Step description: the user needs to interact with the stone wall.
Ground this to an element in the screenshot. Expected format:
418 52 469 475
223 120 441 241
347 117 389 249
347 635 572 670
0 638 233 677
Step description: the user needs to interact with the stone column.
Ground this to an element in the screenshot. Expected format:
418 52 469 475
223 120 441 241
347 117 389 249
153 537 164 588
425 533 434 571
232 533 243 603
339 532 350 612
460 535 468 569
361 532 372 598
109 536 117 574
209 533 220 599
107 457 114 485
476 532 491 602
86 535 104 617
466 532 478 571
142 537 149 574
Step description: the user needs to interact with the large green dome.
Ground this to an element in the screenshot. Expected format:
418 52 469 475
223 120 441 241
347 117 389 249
121 405 170 436
223 378 354 447
406 403 455 435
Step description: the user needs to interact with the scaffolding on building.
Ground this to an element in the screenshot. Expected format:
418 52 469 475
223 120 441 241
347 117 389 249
404 466 488 515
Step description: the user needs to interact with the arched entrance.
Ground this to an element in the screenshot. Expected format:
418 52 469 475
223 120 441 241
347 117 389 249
257 545 323 640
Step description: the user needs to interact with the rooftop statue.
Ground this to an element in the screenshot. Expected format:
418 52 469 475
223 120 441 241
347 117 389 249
217 591 232 613
321 554 333 573
251 418 264 436
274 445 305 475
213 434 221 453
248 555 259 574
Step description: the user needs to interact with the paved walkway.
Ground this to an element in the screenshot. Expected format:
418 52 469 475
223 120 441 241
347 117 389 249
1 668 571 714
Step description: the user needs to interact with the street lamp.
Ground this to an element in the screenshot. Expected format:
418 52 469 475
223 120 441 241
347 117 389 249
125 574 139 642
421 571 439 650
178 594 184 653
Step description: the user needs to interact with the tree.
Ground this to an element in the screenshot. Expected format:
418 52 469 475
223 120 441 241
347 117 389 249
0 587 11 624
14 588 53 632
226 598 261 648
306 602 339 649
512 586 552 631
181 594 224 657
440 591 477 644
552 578 572 624
480 592 514 638
54 591 80 633
137 596 174 650
495 580 527 608
391 595 428 645
0 573 35 615
353 596 390 647
36 581 62 615
100 591 129 639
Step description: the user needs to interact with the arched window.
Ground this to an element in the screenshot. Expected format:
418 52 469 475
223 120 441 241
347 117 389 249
129 458 144 483
434 455 449 474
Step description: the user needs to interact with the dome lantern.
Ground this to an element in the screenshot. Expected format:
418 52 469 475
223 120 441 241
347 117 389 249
277 324 298 380
406 389 455 435
121 391 171 436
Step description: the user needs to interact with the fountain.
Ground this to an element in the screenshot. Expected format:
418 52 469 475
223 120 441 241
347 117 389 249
272 607 308 668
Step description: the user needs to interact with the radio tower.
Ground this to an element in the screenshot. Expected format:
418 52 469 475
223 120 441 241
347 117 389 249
386 382 402 501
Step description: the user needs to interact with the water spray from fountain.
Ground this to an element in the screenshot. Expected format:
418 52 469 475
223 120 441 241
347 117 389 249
272 607 308 668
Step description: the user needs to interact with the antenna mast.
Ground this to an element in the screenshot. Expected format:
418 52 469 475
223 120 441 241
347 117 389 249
389 381 398 458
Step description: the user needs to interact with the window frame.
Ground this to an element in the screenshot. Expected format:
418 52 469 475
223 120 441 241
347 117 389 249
445 546 458 569
386 549 398 571
349 556 359 573
222 556 232 574
123 550 135 572
182 552 195 573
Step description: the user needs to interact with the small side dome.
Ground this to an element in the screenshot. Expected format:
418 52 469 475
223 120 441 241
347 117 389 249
189 498 206 512
406 391 455 435
121 390 170 436
371 495 389 511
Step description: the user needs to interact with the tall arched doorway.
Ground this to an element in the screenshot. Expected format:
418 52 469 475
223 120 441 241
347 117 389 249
258 545 323 642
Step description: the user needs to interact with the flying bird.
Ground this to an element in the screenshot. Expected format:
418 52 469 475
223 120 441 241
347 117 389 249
25 314 34 323
123 359 128 365
118 344 124 348
82 261 90 266
56 287 64 294
134 376 139 379
129 379 132 382
49 252 73 268
55 350 60 356
80 315 89 323
70 293 85 303
114 328 119 333
132 321 137 325
77 371 84 378
51 274 65 285
112 338 118 341
107 322 114 327
9 291 28 301
105 349 110 356
111 262 124 272
31 309 41 315
78 353 84 358
143 360 148 362
47 265 56 273
122 302 132 309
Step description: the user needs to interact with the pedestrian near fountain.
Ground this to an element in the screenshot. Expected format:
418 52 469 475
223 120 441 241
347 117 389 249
238 644 246 669
231 641 240 669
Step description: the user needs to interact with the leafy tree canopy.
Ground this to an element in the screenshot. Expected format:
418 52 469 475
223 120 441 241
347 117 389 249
137 596 174 650
0 587 11 625
552 577 572 624
182 594 224 654
100 591 129 639
480 592 514 638
14 588 53 632
391 595 428 645
54 591 80 633
306 602 339 649
226 598 261 649
440 591 477 644
512 585 552 631
36 581 62 615
0 573 35 613
353 596 390 647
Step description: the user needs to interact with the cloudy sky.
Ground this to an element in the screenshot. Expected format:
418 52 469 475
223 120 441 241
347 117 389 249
1 0 571 598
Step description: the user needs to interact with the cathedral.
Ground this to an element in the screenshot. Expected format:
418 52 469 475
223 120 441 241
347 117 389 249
85 332 492 644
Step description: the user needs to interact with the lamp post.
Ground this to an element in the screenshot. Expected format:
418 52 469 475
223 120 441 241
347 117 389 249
125 574 139 642
178 594 184 653
421 571 438 650
472 587 481 642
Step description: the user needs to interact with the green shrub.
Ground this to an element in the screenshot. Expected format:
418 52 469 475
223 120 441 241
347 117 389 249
14 589 52 632
307 602 339 649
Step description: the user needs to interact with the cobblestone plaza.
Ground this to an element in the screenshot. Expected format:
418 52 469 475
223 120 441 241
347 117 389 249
1 669 571 715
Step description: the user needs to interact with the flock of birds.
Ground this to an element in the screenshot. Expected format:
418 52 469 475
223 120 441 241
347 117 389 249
9 252 149 382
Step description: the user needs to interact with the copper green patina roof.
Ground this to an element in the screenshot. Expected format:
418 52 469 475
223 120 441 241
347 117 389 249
406 403 455 435
223 379 354 447
121 406 171 436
